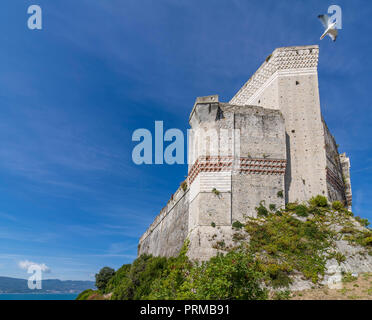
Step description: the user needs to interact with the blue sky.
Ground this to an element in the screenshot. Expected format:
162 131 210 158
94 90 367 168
0 0 371 281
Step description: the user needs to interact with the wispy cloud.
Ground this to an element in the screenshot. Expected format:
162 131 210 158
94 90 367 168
0 228 59 243
18 260 51 273
0 212 18 222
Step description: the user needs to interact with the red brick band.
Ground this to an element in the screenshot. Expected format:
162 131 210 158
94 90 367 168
188 156 286 184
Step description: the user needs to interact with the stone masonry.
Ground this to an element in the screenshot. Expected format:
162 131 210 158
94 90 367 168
138 45 352 261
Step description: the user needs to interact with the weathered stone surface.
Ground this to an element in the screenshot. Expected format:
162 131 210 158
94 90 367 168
138 186 189 257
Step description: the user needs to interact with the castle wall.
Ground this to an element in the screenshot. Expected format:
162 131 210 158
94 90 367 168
231 108 286 222
189 172 232 227
323 119 347 204
138 186 189 257
232 173 285 221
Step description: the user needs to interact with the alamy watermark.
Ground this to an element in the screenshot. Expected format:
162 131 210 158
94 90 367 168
132 121 241 165
327 4 342 29
19 260 50 290
27 5 42 30
27 264 43 290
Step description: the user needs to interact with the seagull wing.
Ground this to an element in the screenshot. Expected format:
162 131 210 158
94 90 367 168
318 14 330 28
327 28 338 42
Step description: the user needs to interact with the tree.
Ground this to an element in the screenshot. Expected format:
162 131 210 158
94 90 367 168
95 267 115 292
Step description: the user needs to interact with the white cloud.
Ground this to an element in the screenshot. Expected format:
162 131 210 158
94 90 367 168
18 260 51 273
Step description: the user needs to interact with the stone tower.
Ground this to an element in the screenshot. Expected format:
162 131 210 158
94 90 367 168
231 45 337 204
138 45 352 261
186 97 286 259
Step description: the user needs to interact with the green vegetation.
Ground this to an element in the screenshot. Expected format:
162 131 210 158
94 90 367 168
245 210 332 284
78 242 267 300
355 216 370 227
149 244 267 300
272 290 291 300
232 220 244 229
111 254 169 300
105 264 131 293
78 194 372 301
95 267 115 292
309 195 328 208
181 181 187 192
255 201 268 217
245 195 370 286
332 201 344 211
269 204 276 211
277 190 283 198
343 230 372 250
342 272 357 283
329 252 346 264
76 289 95 300
212 188 220 196
294 204 309 217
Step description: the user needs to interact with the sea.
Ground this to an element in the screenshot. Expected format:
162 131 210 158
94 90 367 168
0 293 78 300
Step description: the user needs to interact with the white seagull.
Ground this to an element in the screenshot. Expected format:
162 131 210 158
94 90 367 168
318 14 338 42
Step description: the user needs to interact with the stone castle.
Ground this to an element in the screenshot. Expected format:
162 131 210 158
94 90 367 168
138 45 352 260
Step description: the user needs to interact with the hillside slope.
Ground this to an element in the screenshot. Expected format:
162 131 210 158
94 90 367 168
78 196 372 300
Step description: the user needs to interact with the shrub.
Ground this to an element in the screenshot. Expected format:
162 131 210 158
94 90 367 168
232 220 244 229
110 242 267 300
295 205 309 217
211 222 216 228
148 241 193 300
245 213 332 284
340 226 356 234
362 236 372 247
309 195 328 208
342 272 357 283
258 262 293 288
272 290 291 300
76 289 95 300
111 254 169 300
269 204 276 211
212 188 220 196
329 252 346 264
105 264 131 293
95 267 115 292
355 216 370 227
344 229 372 249
181 181 187 191
179 249 268 300
332 201 344 211
277 190 284 198
285 202 298 211
255 201 268 217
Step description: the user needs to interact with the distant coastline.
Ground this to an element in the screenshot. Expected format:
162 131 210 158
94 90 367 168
0 293 78 300
0 276 95 294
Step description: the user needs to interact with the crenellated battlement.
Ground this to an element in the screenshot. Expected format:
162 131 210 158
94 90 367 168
230 45 319 106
